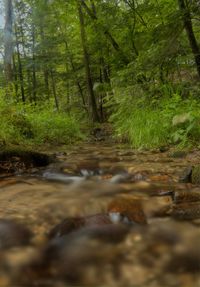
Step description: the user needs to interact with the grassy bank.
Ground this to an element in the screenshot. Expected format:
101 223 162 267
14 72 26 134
0 100 86 148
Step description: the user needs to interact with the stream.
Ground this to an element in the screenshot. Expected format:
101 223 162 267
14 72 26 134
1 143 200 286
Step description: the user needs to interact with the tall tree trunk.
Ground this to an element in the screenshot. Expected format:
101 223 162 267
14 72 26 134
39 24 50 99
14 24 25 102
31 23 37 102
178 0 200 78
12 54 19 100
4 0 13 83
77 1 100 122
50 70 59 111
64 40 88 114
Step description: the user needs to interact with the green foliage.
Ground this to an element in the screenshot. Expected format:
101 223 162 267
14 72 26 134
109 83 200 149
0 98 84 146
27 106 84 144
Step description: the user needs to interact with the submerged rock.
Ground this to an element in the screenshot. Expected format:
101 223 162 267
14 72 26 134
0 219 33 249
171 202 200 220
48 213 112 239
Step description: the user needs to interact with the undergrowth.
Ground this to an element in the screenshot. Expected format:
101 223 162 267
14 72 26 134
109 83 200 149
0 99 85 147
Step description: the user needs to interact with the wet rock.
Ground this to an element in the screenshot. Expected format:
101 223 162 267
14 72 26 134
148 174 172 182
171 202 200 220
0 219 33 249
170 190 200 204
191 165 200 184
76 160 102 176
169 151 187 158
0 150 53 167
19 226 128 286
159 146 169 153
165 231 200 274
108 197 147 225
179 166 192 183
179 165 200 184
48 213 112 239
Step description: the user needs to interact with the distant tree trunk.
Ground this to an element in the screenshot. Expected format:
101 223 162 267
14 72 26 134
14 24 25 103
50 70 59 111
77 1 100 122
4 0 13 83
63 41 88 113
178 0 200 78
31 23 37 102
15 2 33 102
39 25 50 99
12 54 19 99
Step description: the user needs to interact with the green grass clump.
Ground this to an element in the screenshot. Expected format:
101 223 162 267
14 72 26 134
111 106 169 148
0 100 85 146
109 87 200 149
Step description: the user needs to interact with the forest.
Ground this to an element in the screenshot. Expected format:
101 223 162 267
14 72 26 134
1 0 200 148
1 1 200 287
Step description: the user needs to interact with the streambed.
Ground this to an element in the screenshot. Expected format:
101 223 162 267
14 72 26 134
1 143 200 286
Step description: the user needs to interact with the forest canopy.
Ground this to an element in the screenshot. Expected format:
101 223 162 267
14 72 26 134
1 0 200 148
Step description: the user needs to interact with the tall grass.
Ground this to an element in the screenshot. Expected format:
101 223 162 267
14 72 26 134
109 84 200 149
0 100 85 146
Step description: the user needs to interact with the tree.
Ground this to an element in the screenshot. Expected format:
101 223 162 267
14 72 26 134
178 0 200 78
77 0 100 122
4 0 13 83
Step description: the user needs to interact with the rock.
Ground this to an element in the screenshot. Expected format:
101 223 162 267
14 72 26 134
191 165 200 184
172 113 191 126
171 191 200 204
180 165 200 185
107 197 147 225
159 146 169 153
18 225 128 286
169 151 187 158
179 166 193 183
171 202 200 220
48 213 112 239
0 219 33 249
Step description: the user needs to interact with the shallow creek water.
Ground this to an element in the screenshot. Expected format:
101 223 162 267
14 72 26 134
1 143 200 286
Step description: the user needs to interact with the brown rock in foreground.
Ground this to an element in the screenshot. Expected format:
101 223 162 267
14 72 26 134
108 197 147 225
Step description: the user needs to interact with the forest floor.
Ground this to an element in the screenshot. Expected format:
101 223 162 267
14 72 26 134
0 142 200 286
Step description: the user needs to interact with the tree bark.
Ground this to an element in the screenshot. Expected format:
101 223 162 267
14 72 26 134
50 70 59 111
77 1 100 122
31 23 37 102
14 24 25 103
4 0 13 83
178 0 200 78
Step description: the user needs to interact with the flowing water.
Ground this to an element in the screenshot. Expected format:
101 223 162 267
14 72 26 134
1 143 200 286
